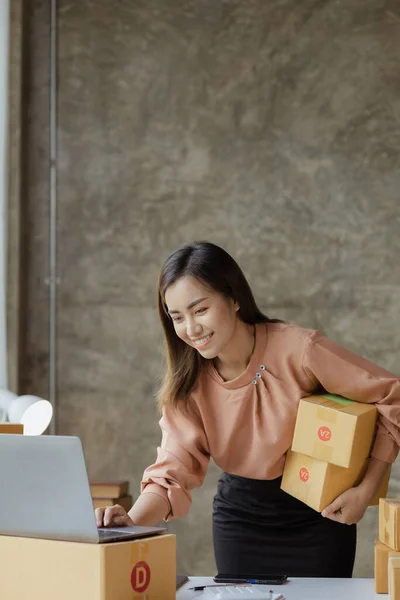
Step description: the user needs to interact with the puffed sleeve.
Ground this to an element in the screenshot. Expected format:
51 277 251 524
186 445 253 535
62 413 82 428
140 402 210 520
303 330 400 463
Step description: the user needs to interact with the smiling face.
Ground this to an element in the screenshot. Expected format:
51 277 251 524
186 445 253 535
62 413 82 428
164 275 240 359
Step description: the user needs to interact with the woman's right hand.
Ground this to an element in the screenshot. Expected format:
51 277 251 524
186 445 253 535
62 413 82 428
95 504 135 528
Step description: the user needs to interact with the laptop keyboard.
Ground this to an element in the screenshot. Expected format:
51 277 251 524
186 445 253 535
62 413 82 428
97 525 167 543
98 528 130 540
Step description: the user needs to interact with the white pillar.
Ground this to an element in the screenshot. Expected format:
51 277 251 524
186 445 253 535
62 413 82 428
0 0 10 389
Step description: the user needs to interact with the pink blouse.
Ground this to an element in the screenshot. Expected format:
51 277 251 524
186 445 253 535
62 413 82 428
141 322 400 520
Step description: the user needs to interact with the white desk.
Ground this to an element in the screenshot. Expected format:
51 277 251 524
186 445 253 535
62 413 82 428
177 577 387 599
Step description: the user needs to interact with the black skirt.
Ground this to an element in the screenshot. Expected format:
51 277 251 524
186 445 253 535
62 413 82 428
212 473 356 578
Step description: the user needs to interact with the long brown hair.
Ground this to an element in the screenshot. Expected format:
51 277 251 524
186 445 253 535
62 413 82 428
157 241 280 411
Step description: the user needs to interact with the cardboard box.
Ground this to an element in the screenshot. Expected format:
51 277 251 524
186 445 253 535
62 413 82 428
0 533 176 600
380 499 400 551
90 481 129 498
291 394 377 468
0 423 24 434
281 449 364 511
92 495 133 511
281 450 390 512
389 556 400 600
374 540 400 593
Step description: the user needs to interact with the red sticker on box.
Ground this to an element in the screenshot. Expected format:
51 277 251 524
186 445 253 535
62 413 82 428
299 467 309 482
318 426 331 441
131 561 151 593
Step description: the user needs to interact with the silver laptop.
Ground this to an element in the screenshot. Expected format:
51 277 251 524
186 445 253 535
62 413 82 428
0 434 167 543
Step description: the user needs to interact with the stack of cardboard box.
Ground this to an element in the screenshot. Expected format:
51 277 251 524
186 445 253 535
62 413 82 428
375 499 400 596
281 393 390 511
90 480 133 512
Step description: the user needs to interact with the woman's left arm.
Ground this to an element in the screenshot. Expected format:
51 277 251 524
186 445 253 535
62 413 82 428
303 330 400 525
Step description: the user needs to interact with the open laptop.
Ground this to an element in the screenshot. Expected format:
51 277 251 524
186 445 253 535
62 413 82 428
0 434 167 543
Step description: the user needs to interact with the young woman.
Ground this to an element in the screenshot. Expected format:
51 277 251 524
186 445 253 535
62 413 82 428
96 241 399 577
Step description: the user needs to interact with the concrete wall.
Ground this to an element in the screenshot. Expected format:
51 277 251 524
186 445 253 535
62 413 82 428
7 0 21 394
13 0 400 576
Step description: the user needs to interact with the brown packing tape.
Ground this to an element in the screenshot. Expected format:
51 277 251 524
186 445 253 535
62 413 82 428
282 452 311 504
293 481 308 503
296 456 315 503
383 502 391 547
299 461 313 491
312 442 334 463
318 399 344 410
375 540 391 594
389 556 400 600
130 540 151 595
299 454 314 469
316 405 338 423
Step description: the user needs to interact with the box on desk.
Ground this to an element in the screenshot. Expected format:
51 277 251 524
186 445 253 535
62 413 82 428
90 481 133 514
0 532 176 600
380 499 400 551
92 495 133 511
0 423 24 434
90 480 129 499
291 394 377 468
374 540 400 594
281 450 390 512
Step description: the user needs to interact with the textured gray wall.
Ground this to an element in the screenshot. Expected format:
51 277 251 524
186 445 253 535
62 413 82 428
18 0 51 401
7 0 23 393
19 0 400 577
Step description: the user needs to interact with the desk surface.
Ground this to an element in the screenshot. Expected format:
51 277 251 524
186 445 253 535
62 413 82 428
177 577 387 599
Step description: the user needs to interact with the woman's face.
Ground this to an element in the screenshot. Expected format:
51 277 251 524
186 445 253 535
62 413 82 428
164 276 240 359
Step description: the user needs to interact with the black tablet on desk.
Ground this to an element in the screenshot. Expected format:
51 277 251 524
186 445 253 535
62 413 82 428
176 574 189 589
